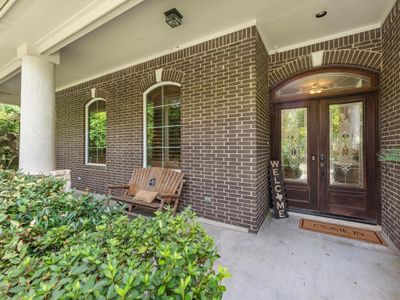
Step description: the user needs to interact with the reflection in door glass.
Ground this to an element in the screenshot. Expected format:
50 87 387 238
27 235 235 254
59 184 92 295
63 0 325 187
281 108 307 181
329 102 364 187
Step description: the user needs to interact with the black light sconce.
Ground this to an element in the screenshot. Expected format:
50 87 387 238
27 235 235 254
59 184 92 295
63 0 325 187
164 8 183 28
315 10 327 18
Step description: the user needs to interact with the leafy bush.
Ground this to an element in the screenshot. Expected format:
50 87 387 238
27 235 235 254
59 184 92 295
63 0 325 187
0 171 229 299
0 105 20 170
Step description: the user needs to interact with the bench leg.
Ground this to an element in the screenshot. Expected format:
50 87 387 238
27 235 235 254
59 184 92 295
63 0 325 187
158 199 165 212
172 197 180 216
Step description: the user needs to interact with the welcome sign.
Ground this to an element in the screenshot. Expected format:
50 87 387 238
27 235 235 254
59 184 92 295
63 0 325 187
269 160 288 219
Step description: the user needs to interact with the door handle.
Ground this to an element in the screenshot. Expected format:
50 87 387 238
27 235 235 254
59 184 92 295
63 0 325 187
320 154 325 177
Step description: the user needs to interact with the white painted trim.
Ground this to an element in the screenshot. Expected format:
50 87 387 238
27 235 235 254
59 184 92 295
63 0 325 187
380 0 398 26
0 0 17 19
142 81 181 168
85 97 107 166
85 163 106 167
254 22 271 54
37 0 144 54
155 69 163 83
0 58 21 85
269 23 381 54
0 92 19 105
0 0 144 83
56 20 257 91
17 42 60 64
311 50 324 67
17 42 39 58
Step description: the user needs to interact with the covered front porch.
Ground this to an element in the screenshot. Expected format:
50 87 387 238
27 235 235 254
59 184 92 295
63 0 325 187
0 0 399 240
208 213 400 299
0 0 400 298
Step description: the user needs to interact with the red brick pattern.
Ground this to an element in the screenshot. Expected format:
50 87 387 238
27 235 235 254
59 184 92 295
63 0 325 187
255 31 270 229
138 69 185 93
269 29 382 85
56 3 400 242
56 88 108 193
381 0 400 249
56 27 268 232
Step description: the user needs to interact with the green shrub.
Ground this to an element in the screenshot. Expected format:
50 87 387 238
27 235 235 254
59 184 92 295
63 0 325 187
0 171 229 299
0 105 20 170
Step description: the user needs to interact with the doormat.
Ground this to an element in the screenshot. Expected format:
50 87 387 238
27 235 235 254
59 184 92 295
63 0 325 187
299 219 386 245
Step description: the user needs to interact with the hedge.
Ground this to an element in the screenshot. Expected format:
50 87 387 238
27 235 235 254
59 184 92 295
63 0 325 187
0 171 229 299
0 104 20 170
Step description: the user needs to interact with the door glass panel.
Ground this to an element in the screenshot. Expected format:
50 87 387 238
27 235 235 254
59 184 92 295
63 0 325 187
281 108 308 181
275 72 371 99
329 102 364 187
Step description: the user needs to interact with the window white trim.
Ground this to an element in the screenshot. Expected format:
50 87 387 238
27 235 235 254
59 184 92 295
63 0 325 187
142 81 181 168
85 97 107 166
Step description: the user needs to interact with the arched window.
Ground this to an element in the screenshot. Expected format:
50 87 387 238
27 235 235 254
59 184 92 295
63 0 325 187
85 98 106 165
143 82 181 169
272 66 378 101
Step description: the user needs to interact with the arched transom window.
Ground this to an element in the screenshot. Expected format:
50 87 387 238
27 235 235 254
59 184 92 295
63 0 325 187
272 67 377 101
144 83 181 169
85 98 106 165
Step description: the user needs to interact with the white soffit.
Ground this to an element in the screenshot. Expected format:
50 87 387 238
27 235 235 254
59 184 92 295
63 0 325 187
0 0 397 99
260 0 395 53
0 0 17 19
0 0 144 84
56 0 395 90
0 73 19 105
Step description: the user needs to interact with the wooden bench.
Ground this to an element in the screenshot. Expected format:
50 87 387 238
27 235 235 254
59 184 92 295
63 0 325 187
107 167 184 216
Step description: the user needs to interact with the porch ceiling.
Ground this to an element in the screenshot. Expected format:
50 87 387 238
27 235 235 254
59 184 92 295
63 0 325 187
0 0 396 105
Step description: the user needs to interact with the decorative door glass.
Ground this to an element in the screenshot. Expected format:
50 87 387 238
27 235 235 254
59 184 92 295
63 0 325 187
274 72 372 99
281 108 308 181
329 102 364 187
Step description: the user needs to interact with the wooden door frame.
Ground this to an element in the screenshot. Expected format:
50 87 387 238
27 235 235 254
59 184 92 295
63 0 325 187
318 94 379 221
271 100 319 211
270 65 381 224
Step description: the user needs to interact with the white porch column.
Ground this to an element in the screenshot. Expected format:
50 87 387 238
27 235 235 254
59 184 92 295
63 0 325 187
18 45 59 174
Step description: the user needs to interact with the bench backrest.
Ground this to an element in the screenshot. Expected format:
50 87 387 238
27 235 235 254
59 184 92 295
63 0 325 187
127 167 184 199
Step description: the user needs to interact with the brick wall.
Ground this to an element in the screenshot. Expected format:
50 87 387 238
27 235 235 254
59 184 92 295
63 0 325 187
56 9 400 241
56 89 108 194
255 32 270 229
381 0 400 248
56 27 269 232
269 29 382 86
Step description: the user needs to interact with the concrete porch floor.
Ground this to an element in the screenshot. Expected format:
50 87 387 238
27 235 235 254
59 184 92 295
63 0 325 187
205 214 400 300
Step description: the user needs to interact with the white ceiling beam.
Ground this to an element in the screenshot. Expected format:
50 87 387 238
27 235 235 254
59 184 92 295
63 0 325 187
0 58 20 85
17 42 60 64
380 0 398 25
0 92 19 105
0 0 17 19
37 0 144 55
269 23 381 54
0 0 144 83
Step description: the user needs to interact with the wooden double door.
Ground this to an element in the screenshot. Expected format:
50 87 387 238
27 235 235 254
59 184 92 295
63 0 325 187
272 94 379 222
